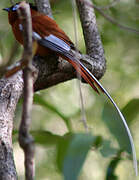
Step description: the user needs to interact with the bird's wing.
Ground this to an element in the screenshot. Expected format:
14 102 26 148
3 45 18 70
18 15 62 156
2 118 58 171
32 14 75 48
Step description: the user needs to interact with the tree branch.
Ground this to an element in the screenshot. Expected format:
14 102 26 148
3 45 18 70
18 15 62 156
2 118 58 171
34 0 53 17
0 73 23 179
17 2 35 180
0 0 106 178
76 0 106 78
93 5 139 34
94 0 120 10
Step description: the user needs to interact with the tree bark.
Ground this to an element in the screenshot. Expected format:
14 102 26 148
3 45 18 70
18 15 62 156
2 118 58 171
0 0 106 178
0 73 23 179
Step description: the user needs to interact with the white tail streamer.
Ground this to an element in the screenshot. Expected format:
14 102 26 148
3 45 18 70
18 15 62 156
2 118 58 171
81 62 138 176
70 0 138 175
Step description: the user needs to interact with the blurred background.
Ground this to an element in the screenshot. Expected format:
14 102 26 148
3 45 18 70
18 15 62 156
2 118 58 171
0 0 139 179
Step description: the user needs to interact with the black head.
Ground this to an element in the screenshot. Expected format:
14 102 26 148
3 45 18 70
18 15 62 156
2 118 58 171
3 3 20 12
3 3 37 12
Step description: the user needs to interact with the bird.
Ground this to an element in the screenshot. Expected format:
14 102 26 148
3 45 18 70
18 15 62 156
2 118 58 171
3 2 138 175
3 2 103 94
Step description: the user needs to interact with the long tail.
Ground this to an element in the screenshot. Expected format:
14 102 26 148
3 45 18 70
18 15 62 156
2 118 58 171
67 56 138 176
67 59 100 93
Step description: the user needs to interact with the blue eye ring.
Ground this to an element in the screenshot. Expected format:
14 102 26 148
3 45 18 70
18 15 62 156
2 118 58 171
12 4 19 11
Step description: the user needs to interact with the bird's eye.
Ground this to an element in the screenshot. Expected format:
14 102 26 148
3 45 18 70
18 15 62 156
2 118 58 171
12 4 19 11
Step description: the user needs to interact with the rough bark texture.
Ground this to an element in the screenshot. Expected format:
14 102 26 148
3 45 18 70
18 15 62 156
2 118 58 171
76 0 106 79
34 0 53 17
0 0 106 179
0 73 23 179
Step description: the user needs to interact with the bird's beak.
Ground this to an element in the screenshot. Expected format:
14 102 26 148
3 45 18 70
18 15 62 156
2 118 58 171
3 8 10 12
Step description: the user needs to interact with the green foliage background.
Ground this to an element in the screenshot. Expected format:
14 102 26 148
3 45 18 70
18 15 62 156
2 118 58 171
1 0 139 179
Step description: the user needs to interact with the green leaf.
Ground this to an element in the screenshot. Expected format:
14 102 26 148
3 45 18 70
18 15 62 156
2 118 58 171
57 133 99 180
100 140 118 158
13 130 62 146
122 98 139 124
34 94 72 131
102 102 131 154
32 130 62 146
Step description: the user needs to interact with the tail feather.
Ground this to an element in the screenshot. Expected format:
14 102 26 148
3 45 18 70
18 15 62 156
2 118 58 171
39 34 138 175
79 62 104 93
67 56 138 176
67 59 99 93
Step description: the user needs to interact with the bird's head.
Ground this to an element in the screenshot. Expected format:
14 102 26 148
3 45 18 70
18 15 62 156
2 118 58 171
3 3 37 25
3 3 20 12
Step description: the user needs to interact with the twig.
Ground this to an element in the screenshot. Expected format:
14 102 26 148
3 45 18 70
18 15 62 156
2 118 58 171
71 0 88 131
94 0 120 10
85 1 139 34
17 2 35 180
